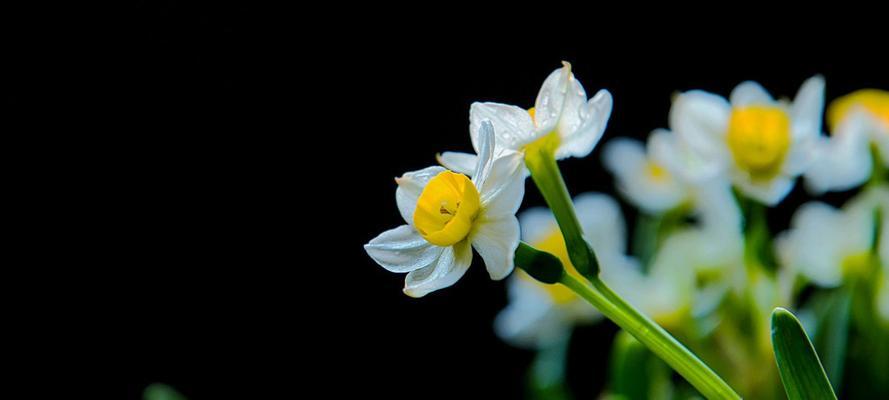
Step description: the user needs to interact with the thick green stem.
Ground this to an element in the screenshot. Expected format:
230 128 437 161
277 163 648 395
524 146 598 277
561 274 742 400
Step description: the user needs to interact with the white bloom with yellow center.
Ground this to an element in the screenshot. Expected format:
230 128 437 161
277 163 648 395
364 122 526 297
494 193 627 348
776 186 888 288
669 76 825 205
602 132 687 214
806 89 889 194
438 62 613 174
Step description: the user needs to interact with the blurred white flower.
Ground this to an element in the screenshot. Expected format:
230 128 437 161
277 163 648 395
776 186 888 288
439 62 613 174
603 133 687 214
495 193 622 348
364 122 526 297
669 76 825 205
806 89 889 194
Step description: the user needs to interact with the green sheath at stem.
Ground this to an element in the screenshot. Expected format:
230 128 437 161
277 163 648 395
524 145 598 277
561 274 742 400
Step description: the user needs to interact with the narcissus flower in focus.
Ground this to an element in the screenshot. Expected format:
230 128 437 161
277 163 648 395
669 76 826 205
439 62 613 174
364 122 525 297
494 193 627 348
806 89 889 193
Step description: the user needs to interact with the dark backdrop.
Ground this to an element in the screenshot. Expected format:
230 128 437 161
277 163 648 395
24 5 886 399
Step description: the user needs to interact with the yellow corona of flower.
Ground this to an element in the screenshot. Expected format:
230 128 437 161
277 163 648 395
438 62 613 175
365 122 526 297
669 76 825 205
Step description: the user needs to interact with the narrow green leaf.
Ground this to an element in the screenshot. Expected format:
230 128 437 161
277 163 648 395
809 289 852 393
771 307 837 400
609 331 672 400
144 383 187 400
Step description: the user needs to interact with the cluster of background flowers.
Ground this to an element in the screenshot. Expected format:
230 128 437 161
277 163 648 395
365 62 888 399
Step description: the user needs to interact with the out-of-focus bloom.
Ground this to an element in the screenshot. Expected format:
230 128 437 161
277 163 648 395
776 186 888 288
439 62 613 174
806 89 889 193
364 122 525 297
603 133 687 214
494 193 622 348
669 76 825 205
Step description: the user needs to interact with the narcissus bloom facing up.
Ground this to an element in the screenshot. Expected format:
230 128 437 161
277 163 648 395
364 122 526 297
438 62 613 174
776 186 888 288
669 76 826 205
806 89 889 194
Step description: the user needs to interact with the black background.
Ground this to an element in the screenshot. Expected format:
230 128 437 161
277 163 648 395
16 4 887 399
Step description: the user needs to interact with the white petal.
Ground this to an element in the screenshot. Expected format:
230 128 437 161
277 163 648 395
804 113 873 194
479 151 526 218
733 173 796 206
494 274 567 349
534 62 578 134
791 75 826 140
573 192 626 255
557 89 613 159
437 151 477 176
777 203 850 287
730 81 774 106
603 137 685 213
472 216 520 280
518 207 557 244
649 128 724 184
403 240 472 297
470 102 537 152
692 181 743 236
364 225 444 273
395 166 446 225
473 120 496 189
670 90 731 160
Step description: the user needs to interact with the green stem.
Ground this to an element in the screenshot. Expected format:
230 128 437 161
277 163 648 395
524 146 597 277
560 274 742 400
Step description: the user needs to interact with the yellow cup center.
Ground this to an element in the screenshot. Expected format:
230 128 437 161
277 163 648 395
413 171 480 246
523 108 562 155
726 105 791 180
827 89 889 132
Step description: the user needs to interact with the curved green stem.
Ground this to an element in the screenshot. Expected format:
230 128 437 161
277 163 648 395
560 274 742 400
524 146 597 277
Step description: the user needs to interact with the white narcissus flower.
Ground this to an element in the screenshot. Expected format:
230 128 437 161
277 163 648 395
438 62 613 174
669 76 826 205
494 193 624 348
776 186 888 288
364 122 526 297
602 132 687 214
806 89 889 194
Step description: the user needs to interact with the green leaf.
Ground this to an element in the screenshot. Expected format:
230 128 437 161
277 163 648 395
143 383 188 400
770 307 837 400
808 289 852 393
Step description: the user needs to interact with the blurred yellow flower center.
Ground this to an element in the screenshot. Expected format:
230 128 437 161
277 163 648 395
520 228 582 304
413 171 480 246
827 89 889 131
646 162 669 182
841 252 872 277
726 106 791 180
